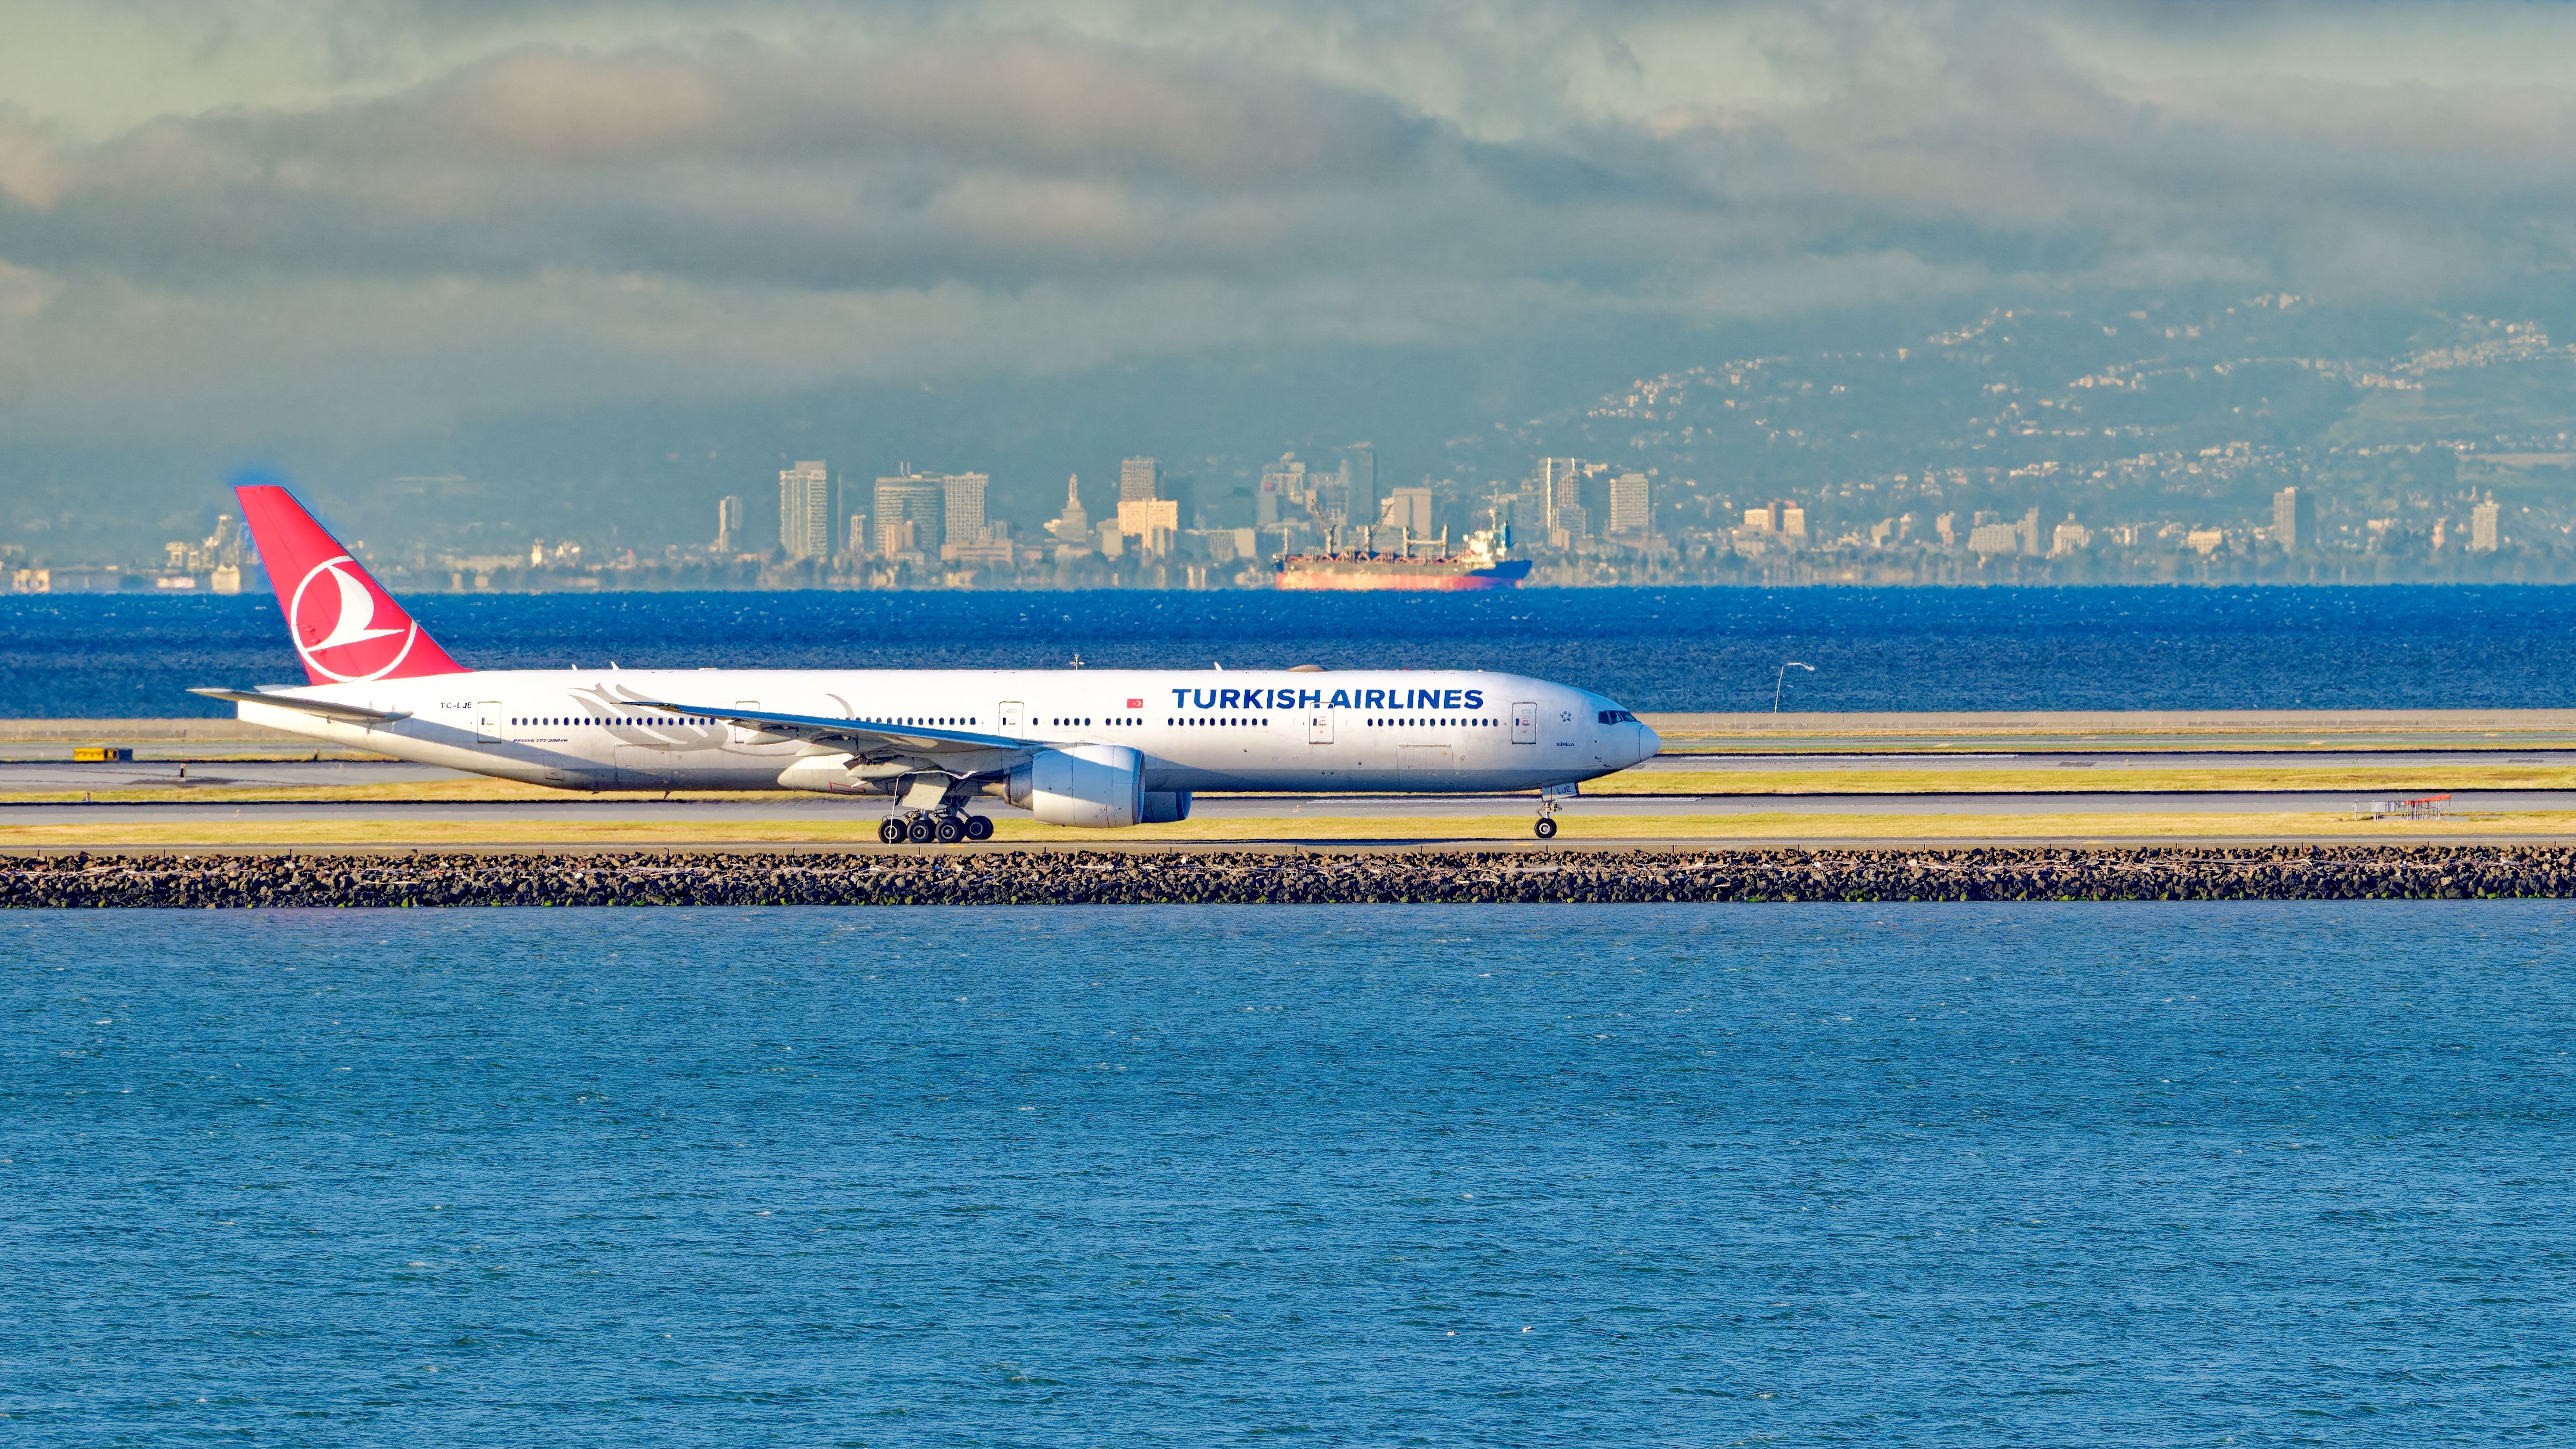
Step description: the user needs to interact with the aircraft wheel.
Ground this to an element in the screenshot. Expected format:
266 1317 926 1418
878 818 907 845
935 816 966 844
1533 816 1557 839
964 814 994 842
907 816 937 844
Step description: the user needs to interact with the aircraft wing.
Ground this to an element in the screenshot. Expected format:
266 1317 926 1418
628 699 1039 761
188 687 414 724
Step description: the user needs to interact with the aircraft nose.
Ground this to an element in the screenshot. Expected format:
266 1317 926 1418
1636 721 1661 765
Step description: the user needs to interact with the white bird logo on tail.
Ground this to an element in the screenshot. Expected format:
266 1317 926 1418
288 556 418 681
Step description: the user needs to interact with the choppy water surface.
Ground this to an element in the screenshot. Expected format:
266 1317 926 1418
4 903 2572 1445
10 585 2576 716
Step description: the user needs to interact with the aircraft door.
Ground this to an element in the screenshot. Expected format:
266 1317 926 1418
1308 710 1333 744
1511 701 1537 744
728 700 762 746
998 700 1026 730
473 703 503 743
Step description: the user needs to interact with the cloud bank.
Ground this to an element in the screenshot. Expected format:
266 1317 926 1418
3 0 2575 451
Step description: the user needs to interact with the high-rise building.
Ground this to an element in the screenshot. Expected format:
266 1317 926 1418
777 461 831 559
1538 458 1582 534
1260 454 1307 527
873 470 944 560
715 494 746 552
1120 457 1160 503
2020 505 2043 556
1969 521 2022 555
1377 487 1435 536
1315 460 1349 523
1117 497 1180 543
845 512 870 558
1046 474 1092 545
2472 497 2501 553
1607 472 1652 534
942 472 988 549
1344 443 1376 531
2273 486 2316 553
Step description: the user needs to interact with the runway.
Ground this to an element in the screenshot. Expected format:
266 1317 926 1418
11 748 2569 794
11 714 2576 848
5 758 2573 848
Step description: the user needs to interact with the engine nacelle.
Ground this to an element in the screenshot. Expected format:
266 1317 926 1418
1141 790 1191 824
1006 744 1142 827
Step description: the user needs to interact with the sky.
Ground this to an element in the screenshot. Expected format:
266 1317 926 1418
6 0 2576 553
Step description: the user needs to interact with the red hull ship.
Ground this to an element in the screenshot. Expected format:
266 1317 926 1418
1272 528 1529 591
1272 555 1531 591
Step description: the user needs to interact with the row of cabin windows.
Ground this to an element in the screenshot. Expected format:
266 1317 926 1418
508 714 981 727
513 714 714 726
507 710 1561 732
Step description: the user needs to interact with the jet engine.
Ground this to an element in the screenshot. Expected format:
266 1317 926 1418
1141 790 1191 824
1005 744 1142 827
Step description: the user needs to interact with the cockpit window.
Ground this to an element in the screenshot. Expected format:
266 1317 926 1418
1595 710 1638 724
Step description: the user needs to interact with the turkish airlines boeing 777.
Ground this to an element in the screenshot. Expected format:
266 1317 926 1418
197 484 1658 842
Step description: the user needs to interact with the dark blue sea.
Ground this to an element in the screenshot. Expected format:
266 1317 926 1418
9 586 2576 717
5 903 2570 1445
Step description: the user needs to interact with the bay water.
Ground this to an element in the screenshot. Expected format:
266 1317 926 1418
9 585 2576 718
5 902 2569 1445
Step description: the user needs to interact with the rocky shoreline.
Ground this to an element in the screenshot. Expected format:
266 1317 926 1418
5 845 2573 908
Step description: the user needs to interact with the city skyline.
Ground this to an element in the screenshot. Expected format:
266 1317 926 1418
17 277 2575 591
9 3 2576 568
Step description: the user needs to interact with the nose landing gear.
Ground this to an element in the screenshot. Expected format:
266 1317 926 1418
1533 782 1577 840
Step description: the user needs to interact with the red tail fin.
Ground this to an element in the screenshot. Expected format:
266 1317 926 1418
234 476 468 685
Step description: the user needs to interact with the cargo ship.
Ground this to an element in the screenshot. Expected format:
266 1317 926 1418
1272 528 1531 592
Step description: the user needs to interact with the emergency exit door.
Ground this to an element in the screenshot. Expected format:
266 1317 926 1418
473 703 503 743
998 700 1026 729
1308 710 1334 744
1510 700 1537 743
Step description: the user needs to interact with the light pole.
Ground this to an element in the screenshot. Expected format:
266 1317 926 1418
1774 660 1814 713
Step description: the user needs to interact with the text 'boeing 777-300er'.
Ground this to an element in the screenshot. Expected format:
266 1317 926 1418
196 484 1658 842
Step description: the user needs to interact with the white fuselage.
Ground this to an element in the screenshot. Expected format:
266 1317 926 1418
235 668 1658 797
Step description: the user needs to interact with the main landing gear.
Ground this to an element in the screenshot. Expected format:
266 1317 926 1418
879 811 994 846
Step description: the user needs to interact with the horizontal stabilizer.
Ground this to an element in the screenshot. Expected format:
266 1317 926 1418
189 687 413 724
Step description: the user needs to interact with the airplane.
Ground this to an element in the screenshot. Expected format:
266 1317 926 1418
194 483 1660 843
